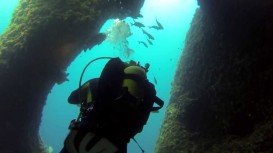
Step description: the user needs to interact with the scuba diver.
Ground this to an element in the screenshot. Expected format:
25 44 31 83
60 57 164 153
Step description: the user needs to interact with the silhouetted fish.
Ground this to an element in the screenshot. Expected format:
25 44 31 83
156 19 164 29
131 20 145 28
84 33 106 51
149 25 161 30
149 19 164 30
153 76 157 85
147 39 153 45
132 13 143 19
137 14 143 18
141 28 154 40
138 41 148 48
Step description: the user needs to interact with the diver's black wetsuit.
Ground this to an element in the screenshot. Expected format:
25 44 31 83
60 58 161 153
60 78 128 153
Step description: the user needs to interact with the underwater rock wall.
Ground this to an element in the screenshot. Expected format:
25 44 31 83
156 0 273 152
0 0 144 152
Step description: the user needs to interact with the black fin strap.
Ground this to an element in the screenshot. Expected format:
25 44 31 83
151 96 164 111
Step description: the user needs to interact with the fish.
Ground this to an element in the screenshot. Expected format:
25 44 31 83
86 33 106 50
153 76 157 85
141 28 155 40
137 14 143 18
132 13 143 19
156 19 164 29
138 41 148 48
147 39 153 45
131 20 145 28
149 19 164 30
56 70 69 84
149 25 161 30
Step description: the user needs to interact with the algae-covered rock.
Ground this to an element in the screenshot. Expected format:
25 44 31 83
0 0 144 152
156 0 273 152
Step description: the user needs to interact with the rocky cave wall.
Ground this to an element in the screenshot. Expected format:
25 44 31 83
0 0 144 153
156 0 273 152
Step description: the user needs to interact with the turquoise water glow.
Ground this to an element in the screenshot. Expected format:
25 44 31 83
0 0 19 35
0 0 198 152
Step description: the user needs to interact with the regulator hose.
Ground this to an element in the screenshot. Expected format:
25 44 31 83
79 57 113 88
77 56 113 121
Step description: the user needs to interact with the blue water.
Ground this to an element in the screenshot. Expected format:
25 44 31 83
0 0 19 35
0 0 198 152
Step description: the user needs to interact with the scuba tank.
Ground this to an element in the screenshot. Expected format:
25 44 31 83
122 65 147 99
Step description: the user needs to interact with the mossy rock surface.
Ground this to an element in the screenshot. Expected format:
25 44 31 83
0 0 144 152
156 1 273 152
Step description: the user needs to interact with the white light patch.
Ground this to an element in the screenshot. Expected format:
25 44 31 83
152 0 181 8
140 0 198 21
147 0 194 11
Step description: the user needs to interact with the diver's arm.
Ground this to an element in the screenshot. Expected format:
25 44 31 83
68 89 81 104
68 78 99 104
68 82 90 104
